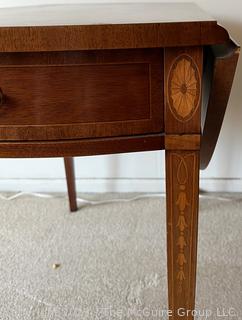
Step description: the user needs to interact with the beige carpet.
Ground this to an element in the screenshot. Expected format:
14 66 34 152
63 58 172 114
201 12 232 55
0 194 241 320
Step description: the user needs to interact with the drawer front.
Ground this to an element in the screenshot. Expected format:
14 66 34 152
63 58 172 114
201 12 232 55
0 49 163 141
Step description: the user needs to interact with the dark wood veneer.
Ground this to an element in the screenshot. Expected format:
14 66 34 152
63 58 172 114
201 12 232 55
201 40 240 168
0 22 229 53
64 157 77 212
0 134 165 158
0 64 150 124
0 49 163 141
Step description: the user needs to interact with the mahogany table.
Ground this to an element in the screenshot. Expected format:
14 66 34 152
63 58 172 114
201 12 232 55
0 3 239 318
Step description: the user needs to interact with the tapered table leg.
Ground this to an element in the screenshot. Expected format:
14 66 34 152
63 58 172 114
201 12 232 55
64 157 78 212
166 150 199 320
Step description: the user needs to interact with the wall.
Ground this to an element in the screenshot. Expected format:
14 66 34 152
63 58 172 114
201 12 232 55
0 0 241 193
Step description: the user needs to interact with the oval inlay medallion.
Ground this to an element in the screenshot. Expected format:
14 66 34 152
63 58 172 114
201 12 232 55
168 54 201 121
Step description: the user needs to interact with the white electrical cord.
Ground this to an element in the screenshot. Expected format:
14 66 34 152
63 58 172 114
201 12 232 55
0 191 234 206
76 193 164 207
0 192 54 201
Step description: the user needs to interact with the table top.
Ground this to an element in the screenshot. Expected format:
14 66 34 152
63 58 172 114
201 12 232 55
0 3 230 52
0 3 214 27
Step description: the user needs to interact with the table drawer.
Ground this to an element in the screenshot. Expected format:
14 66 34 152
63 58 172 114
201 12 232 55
0 49 163 141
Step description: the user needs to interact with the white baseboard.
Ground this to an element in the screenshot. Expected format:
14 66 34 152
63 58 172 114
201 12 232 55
0 178 242 193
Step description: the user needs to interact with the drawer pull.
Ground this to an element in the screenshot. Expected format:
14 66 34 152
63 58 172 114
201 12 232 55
0 88 4 106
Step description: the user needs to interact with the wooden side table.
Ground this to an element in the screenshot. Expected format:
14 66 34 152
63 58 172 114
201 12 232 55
0 3 239 318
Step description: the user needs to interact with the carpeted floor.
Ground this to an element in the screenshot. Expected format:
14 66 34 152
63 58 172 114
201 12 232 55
0 193 241 320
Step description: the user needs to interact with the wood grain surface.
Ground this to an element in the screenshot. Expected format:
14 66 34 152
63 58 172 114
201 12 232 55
0 48 163 141
64 157 78 212
166 150 200 320
200 40 240 169
0 134 164 158
0 22 229 53
165 46 203 320
165 135 200 151
0 3 215 26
